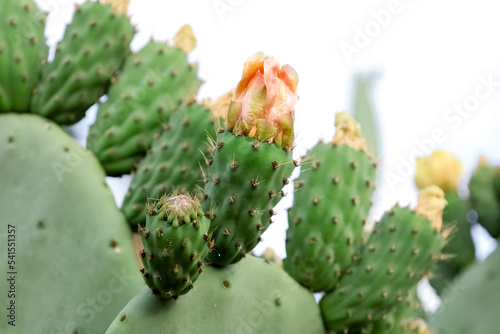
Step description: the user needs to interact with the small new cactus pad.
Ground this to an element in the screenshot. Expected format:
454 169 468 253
105 256 324 334
87 36 202 175
140 194 210 299
30 1 135 125
468 158 500 238
203 53 298 266
0 0 47 112
122 103 216 229
320 186 447 332
0 114 142 333
431 245 500 334
284 111 376 292
415 151 475 294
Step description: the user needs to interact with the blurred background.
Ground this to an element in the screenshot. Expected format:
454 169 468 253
35 0 500 312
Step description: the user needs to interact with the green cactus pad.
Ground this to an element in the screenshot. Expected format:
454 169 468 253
30 1 134 125
469 164 500 238
203 130 295 266
431 245 500 334
0 114 143 333
284 142 376 292
105 256 324 334
0 0 47 112
122 103 215 228
140 194 210 299
87 41 202 175
429 191 475 295
320 205 444 332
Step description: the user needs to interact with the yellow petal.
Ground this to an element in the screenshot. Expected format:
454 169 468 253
415 185 447 232
173 24 197 54
100 0 129 14
415 150 463 192
332 111 367 151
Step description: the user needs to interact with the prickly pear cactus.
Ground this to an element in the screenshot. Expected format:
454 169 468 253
319 186 447 332
122 103 216 228
0 114 143 333
0 0 47 112
469 158 500 238
284 111 376 292
203 53 298 266
87 34 202 175
431 245 500 334
105 256 324 334
139 194 211 299
415 150 475 295
31 1 135 125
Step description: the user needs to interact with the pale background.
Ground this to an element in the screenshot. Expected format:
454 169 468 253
35 0 500 311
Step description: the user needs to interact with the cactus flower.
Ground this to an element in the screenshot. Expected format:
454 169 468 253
415 150 463 192
332 111 367 151
227 52 298 151
415 185 447 232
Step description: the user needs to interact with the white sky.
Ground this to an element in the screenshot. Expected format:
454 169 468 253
36 0 500 311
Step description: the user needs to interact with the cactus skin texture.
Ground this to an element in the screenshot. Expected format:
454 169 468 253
319 205 445 332
105 256 324 334
284 139 376 292
122 103 215 229
469 164 500 238
87 41 202 175
369 286 428 334
431 246 500 334
429 191 475 295
203 131 294 265
30 1 134 125
0 0 47 112
0 114 142 333
139 194 210 299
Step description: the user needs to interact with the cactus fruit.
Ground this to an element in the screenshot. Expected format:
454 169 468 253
30 1 134 125
284 111 376 292
203 53 298 266
319 186 447 332
105 256 324 334
139 194 211 299
468 157 500 238
0 0 47 113
87 32 203 175
0 114 143 333
431 244 500 334
415 150 475 295
122 103 216 229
